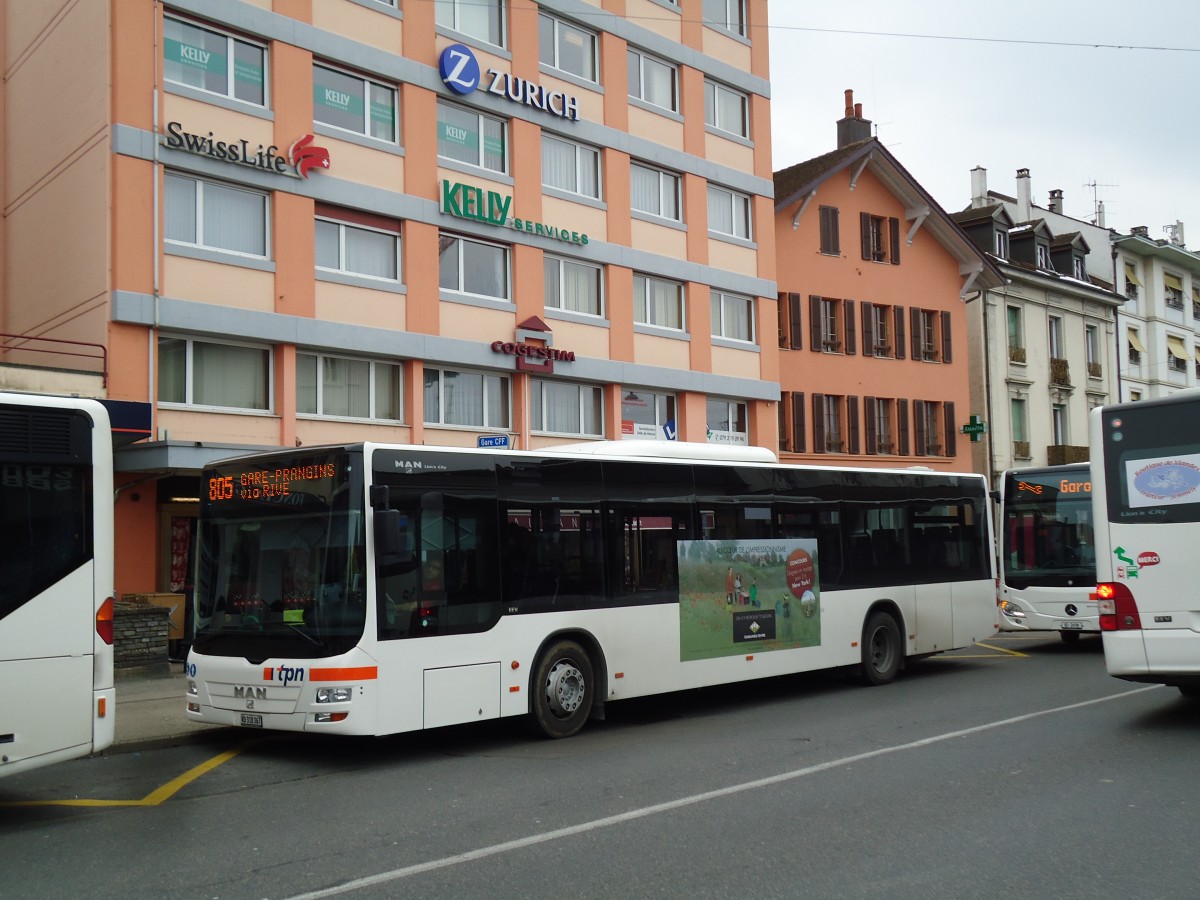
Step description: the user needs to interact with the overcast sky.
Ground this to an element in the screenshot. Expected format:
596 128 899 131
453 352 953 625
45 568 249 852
765 1 1200 241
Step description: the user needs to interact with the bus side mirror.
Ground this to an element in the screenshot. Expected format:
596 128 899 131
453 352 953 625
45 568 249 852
373 509 408 564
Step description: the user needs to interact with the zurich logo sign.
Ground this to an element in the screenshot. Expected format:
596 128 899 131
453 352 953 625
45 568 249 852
439 44 480 95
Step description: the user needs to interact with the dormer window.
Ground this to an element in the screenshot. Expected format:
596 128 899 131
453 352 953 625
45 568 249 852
1072 256 1086 280
1036 243 1050 269
994 229 1009 258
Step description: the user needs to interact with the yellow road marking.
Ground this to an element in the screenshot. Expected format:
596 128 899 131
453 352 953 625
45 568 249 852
1 743 251 809
926 641 1029 659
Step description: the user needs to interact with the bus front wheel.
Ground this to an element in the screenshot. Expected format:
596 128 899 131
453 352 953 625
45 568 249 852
531 639 594 739
860 611 902 686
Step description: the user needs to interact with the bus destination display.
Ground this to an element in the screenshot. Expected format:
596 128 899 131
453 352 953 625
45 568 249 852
208 462 337 502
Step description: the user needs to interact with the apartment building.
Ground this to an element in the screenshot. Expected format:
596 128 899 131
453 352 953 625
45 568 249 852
773 93 1000 470
0 0 776 602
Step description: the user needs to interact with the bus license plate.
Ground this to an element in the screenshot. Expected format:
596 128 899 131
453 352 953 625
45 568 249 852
1060 621 1084 630
241 713 263 728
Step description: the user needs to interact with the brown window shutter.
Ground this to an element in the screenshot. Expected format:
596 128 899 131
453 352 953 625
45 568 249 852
847 395 860 453
897 399 910 455
812 394 825 453
889 217 901 265
941 310 953 362
861 301 874 354
913 399 927 456
819 206 840 255
910 307 921 360
864 396 877 454
779 393 789 451
944 401 957 457
810 296 822 351
792 392 806 453
777 293 787 349
789 293 804 350
844 300 856 355
894 306 906 359
860 212 872 260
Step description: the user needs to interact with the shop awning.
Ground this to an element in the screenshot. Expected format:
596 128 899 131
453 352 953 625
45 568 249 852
1127 328 1147 353
1167 336 1189 360
1165 273 1184 292
1124 261 1141 286
1194 346 1200 364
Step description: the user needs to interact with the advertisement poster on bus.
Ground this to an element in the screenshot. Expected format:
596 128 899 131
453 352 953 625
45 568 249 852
677 539 820 661
1124 453 1200 508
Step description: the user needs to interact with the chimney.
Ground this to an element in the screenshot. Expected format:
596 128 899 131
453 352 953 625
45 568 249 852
1095 200 1105 228
1015 168 1032 223
836 89 873 148
970 166 988 209
1131 225 1149 238
1048 189 1063 215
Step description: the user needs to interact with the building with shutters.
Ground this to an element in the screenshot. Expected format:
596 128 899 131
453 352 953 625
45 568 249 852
773 92 1000 470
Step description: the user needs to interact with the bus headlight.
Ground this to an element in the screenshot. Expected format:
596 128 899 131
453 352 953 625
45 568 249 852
998 600 1026 620
187 680 198 696
316 687 353 703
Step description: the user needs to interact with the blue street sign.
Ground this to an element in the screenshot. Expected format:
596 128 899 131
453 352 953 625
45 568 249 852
478 435 509 449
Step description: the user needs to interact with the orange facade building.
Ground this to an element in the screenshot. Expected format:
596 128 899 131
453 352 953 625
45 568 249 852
0 0 776 604
773 93 1001 469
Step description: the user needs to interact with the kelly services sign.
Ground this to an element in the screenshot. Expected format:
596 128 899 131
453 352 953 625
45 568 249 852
441 179 589 246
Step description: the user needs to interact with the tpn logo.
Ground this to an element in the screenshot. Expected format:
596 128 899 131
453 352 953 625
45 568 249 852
289 134 331 179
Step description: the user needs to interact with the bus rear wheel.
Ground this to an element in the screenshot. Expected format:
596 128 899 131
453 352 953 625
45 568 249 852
531 639 594 739
860 611 902 686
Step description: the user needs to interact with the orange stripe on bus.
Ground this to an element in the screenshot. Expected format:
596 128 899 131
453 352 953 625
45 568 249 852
309 667 379 681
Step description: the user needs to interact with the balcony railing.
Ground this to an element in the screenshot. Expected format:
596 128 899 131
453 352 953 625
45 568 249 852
0 332 108 385
1009 345 1026 363
1047 444 1090 465
1087 361 1102 378
1013 440 1031 459
1050 357 1072 386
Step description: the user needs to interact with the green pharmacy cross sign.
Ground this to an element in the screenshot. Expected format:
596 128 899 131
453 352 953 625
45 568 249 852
960 414 988 443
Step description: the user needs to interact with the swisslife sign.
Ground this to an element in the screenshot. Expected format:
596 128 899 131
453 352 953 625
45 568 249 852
163 121 331 179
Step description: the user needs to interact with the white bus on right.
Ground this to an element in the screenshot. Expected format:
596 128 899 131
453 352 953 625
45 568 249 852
1090 389 1200 697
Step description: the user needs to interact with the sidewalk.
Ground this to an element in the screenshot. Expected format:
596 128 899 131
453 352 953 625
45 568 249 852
110 662 234 753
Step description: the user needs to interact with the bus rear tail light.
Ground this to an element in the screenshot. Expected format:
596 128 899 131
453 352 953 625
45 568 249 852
1096 582 1141 631
96 597 115 645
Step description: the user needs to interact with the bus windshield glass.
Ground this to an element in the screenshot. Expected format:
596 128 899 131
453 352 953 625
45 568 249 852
194 450 365 659
1001 467 1094 589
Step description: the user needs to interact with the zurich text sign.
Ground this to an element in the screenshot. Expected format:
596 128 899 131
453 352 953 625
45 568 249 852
438 44 580 122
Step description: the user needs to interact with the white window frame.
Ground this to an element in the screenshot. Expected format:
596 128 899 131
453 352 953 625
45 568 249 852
1036 243 1050 269
711 291 754 343
627 47 678 112
820 299 840 351
435 0 505 48
530 378 604 437
164 15 268 107
423 366 511 430
1051 404 1068 444
705 79 749 138
1085 324 1099 366
634 274 685 331
702 0 746 36
1011 397 1028 444
541 134 601 199
919 310 938 360
157 335 273 412
630 162 681 221
315 216 400 282
297 351 403 421
994 229 1009 258
1048 315 1064 358
874 398 894 454
313 62 398 143
437 99 508 174
438 232 511 302
544 255 604 317
872 305 891 355
823 396 844 453
707 184 752 240
538 12 598 82
1007 305 1023 350
165 172 269 259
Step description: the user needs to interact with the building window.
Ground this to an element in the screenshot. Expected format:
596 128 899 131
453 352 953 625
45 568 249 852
1048 316 1064 359
1165 273 1185 309
994 229 1009 259
438 233 510 301
531 379 603 436
1072 256 1086 280
1167 336 1189 372
818 394 844 453
1036 243 1050 269
707 398 748 445
707 185 752 240
315 211 400 281
819 206 840 255
630 163 681 221
1052 403 1068 445
867 303 891 356
164 16 266 106
860 213 900 264
435 0 504 47
704 79 749 138
158 336 271 411
165 172 268 258
538 13 597 82
627 47 677 111
313 64 397 143
541 135 600 199
1124 260 1141 299
621 389 676 440
1007 306 1024 361
297 353 401 421
634 274 685 330
1128 328 1145 365
1011 397 1028 456
810 296 856 354
1085 324 1101 377
911 308 951 362
913 400 946 457
711 292 754 342
544 255 603 317
437 100 507 173
702 0 746 35
866 397 895 454
424 367 510 429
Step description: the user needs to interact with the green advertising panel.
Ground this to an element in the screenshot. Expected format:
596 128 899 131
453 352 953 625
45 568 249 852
678 539 820 662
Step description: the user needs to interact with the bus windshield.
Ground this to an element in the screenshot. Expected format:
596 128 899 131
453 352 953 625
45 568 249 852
1001 467 1094 589
194 451 365 659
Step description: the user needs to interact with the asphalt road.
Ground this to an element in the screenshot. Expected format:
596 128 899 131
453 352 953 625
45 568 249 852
2 632 1196 899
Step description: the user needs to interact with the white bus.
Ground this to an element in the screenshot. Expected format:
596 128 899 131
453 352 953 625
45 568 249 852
0 392 116 776
996 463 1097 642
1091 391 1200 696
186 442 996 738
